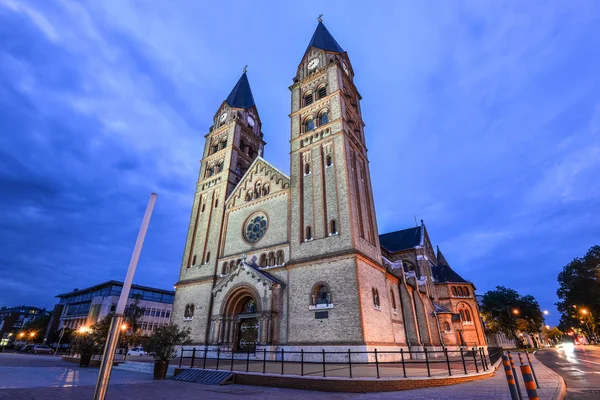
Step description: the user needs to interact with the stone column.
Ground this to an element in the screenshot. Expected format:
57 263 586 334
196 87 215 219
228 318 235 344
266 314 272 344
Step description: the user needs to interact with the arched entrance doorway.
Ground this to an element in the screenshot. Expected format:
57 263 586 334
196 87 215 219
219 286 260 352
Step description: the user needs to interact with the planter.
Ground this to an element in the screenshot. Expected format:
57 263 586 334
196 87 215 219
80 354 92 367
153 360 170 380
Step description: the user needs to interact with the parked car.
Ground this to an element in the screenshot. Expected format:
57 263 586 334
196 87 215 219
23 344 35 353
127 347 147 356
31 345 53 354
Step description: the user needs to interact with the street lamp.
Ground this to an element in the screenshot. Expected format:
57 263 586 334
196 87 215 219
543 310 549 315
120 324 128 331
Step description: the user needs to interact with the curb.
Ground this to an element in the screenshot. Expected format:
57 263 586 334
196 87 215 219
533 351 567 400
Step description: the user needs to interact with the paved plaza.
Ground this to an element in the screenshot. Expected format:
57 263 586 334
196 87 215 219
0 352 564 399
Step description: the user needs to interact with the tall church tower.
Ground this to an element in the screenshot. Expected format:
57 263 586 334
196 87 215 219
174 71 265 343
289 21 381 263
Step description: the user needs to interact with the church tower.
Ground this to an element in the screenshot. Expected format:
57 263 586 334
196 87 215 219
174 71 265 343
289 21 381 263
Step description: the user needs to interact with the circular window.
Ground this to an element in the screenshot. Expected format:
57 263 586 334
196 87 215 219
244 213 268 243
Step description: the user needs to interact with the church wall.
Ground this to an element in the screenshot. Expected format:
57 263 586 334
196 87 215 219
286 256 363 345
222 193 289 257
172 281 214 344
356 259 405 345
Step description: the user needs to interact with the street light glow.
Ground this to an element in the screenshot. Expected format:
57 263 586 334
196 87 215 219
78 326 89 334
120 324 128 331
543 310 549 315
512 309 520 315
29 332 35 338
580 309 588 315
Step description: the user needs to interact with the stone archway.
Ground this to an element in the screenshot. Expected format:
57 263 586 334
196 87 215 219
213 285 262 352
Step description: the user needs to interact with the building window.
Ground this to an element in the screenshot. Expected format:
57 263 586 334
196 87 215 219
217 161 224 173
246 190 253 202
372 288 380 309
214 197 219 208
222 262 228 275
192 255 197 266
211 144 219 154
451 287 458 296
161 310 166 318
325 154 333 167
304 163 311 175
305 226 312 241
184 304 194 320
310 283 332 308
262 184 270 196
444 322 451 332
201 202 206 213
205 251 211 263
259 254 267 268
390 289 397 311
305 116 315 132
268 252 275 267
330 220 337 236
165 311 170 319
255 181 262 198
276 250 284 265
403 261 415 273
304 92 313 106
317 85 327 99
220 137 227 150
319 110 329 126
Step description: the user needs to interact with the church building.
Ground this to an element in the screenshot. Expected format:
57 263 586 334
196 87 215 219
172 20 486 357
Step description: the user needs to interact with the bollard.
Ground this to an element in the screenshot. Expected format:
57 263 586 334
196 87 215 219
518 352 524 365
502 354 520 400
524 351 540 389
520 364 540 400
508 351 523 400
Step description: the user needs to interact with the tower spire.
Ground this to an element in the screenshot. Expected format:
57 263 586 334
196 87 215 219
225 71 255 109
306 19 344 53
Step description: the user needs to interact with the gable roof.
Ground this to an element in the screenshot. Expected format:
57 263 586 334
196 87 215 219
226 156 290 206
213 257 285 295
379 226 422 252
431 264 469 284
306 21 344 53
225 72 255 109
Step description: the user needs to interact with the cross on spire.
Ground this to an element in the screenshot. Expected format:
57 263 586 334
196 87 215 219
243 65 248 73
317 14 323 23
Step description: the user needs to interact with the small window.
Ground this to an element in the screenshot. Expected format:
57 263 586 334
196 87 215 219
319 110 329 126
222 262 228 275
330 220 337 235
276 250 284 265
326 154 332 167
451 287 458 296
220 138 227 150
211 144 219 154
305 117 315 132
263 184 270 196
305 226 312 241
205 251 211 263
465 309 472 321
318 85 327 99
390 289 396 310
184 304 194 319
372 288 380 308
403 261 415 273
192 255 197 265
259 254 267 268
217 162 223 173
444 322 451 332
214 197 219 208
312 284 331 306
304 92 313 106
304 163 311 175
268 252 275 267
201 203 206 213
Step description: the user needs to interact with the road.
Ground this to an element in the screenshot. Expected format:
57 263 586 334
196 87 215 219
536 345 600 399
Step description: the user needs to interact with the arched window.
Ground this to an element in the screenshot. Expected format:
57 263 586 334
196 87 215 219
240 141 247 153
201 203 206 213
205 251 210 263
229 260 235 272
276 250 284 265
390 289 397 310
325 154 333 167
451 287 458 296
319 110 329 126
403 261 415 273
263 184 270 196
463 287 469 297
330 220 337 235
255 181 262 198
372 288 380 307
259 254 266 268
305 116 315 132
459 310 466 321
236 258 242 266
207 164 215 177
211 143 219 154
184 304 194 319
220 137 227 150
464 309 472 321
304 92 314 106
311 284 331 307
444 322 451 332
305 226 312 241
192 255 197 265
268 252 275 267
246 190 253 202
304 163 311 175
222 262 228 275
217 161 224 173
317 85 327 99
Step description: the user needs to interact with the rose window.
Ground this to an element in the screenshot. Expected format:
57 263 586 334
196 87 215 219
244 213 268 243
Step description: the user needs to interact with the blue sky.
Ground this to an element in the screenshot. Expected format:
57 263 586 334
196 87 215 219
1 0 599 326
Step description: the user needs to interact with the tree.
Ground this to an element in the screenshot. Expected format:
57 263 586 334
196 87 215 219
22 312 50 338
480 286 544 345
543 326 563 344
146 324 191 362
556 245 600 339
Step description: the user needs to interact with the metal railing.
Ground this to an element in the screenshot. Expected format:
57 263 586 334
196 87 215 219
178 346 492 379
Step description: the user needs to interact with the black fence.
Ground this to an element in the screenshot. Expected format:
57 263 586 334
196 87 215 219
178 346 492 379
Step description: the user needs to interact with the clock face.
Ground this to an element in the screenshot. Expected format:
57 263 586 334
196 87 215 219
219 113 227 123
247 115 255 127
308 58 319 70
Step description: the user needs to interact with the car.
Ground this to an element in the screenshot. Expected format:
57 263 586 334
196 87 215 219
127 347 147 356
23 344 35 353
31 345 53 354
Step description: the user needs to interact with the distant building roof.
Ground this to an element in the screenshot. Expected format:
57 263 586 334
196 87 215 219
433 303 453 314
56 280 174 298
379 226 422 252
306 21 344 53
225 72 255 109
431 265 469 284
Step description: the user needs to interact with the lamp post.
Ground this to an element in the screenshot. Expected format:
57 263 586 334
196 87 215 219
506 306 520 348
